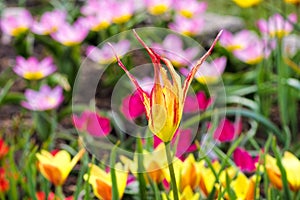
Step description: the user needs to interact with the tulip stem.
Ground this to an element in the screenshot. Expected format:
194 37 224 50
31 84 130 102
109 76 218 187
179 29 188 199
164 142 179 200
55 185 64 199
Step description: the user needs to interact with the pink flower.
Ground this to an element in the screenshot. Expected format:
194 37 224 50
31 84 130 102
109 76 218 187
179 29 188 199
78 11 112 31
233 147 258 172
154 128 197 159
51 20 88 46
0 8 33 36
152 34 199 67
257 13 297 38
81 0 108 16
169 15 204 36
213 118 242 142
174 0 207 18
86 40 130 64
121 91 146 119
21 85 63 111
31 10 66 35
13 56 56 80
111 0 135 24
145 0 173 15
184 91 212 113
72 111 111 137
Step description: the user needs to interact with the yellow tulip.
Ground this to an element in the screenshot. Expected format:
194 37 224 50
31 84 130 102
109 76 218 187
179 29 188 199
84 163 128 200
112 30 221 142
266 152 300 191
36 149 85 186
163 186 200 200
232 0 261 8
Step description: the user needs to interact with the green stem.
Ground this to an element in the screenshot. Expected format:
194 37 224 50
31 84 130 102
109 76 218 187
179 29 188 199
164 142 179 200
55 185 64 199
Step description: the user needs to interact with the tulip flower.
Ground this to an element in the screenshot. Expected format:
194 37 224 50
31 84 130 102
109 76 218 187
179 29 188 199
183 91 212 113
257 13 297 39
84 163 128 200
0 138 9 159
233 40 266 64
163 186 200 200
81 0 108 16
174 0 207 18
86 40 130 64
31 10 66 35
121 90 146 119
0 8 33 36
73 110 111 137
13 56 57 80
213 118 242 142
232 0 261 8
0 168 9 193
111 0 134 24
21 85 64 111
110 30 221 142
169 16 204 36
145 0 173 15
36 149 85 186
233 147 258 173
265 151 300 191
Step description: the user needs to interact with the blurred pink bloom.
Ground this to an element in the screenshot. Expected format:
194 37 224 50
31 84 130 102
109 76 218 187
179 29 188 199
219 29 260 52
86 40 130 64
78 11 112 31
73 111 111 137
181 57 227 84
213 118 242 142
145 0 173 15
31 10 66 35
174 0 207 18
154 128 197 159
51 20 88 46
21 85 63 111
257 13 297 38
13 56 56 80
152 34 199 67
0 8 33 36
169 15 204 36
81 0 108 16
233 147 258 172
184 91 212 113
121 91 145 119
111 0 135 24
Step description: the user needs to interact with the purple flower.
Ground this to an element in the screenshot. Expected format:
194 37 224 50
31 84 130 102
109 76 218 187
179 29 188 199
111 0 135 24
31 10 66 35
13 56 56 80
21 85 64 111
86 40 130 64
145 0 173 15
152 34 199 67
233 147 258 172
0 8 33 36
51 20 88 46
169 15 204 36
257 13 297 38
72 111 111 137
184 91 212 113
174 0 207 18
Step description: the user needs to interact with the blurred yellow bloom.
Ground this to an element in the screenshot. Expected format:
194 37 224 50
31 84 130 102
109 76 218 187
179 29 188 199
232 0 261 8
285 0 300 4
36 149 85 186
84 163 128 200
163 186 200 200
266 152 300 191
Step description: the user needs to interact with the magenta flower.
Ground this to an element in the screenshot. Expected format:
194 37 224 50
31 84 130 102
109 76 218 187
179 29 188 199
121 91 146 120
86 40 130 64
51 20 88 46
174 0 207 18
154 128 197 159
31 10 66 35
21 85 63 111
169 15 204 36
184 91 212 113
13 56 56 80
145 0 173 15
152 34 199 67
257 13 297 38
233 147 258 172
212 118 242 142
111 0 134 24
0 8 33 36
73 111 111 137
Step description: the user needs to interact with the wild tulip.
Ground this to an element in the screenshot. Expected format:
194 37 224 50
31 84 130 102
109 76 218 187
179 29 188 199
110 30 221 142
111 0 134 24
13 56 56 80
0 138 9 159
145 0 173 15
21 85 64 111
72 110 111 137
233 147 258 173
36 149 85 186
265 151 300 191
174 0 207 18
121 91 146 119
232 0 261 8
84 163 128 200
0 8 33 37
213 118 242 142
31 10 66 35
233 40 266 64
183 91 212 113
163 186 200 200
169 16 204 36
81 0 107 16
257 13 297 39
